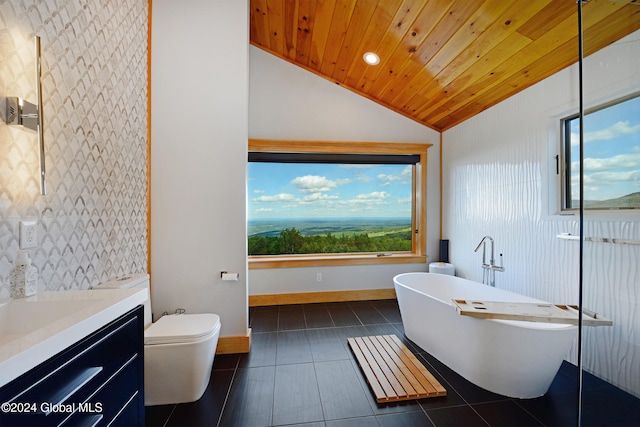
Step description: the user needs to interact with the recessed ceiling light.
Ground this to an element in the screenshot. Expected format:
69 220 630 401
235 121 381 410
363 52 380 66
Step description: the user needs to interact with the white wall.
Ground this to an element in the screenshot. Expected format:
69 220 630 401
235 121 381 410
151 0 249 337
248 46 441 295
442 30 640 397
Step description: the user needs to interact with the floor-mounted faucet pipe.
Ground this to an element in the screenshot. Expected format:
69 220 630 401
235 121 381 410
474 235 495 266
474 236 503 286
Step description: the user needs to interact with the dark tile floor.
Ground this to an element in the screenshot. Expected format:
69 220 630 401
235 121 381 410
146 300 640 427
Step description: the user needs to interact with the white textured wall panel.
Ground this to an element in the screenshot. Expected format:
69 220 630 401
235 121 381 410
443 30 640 397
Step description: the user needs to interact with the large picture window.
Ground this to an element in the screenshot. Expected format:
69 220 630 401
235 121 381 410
562 94 640 210
248 140 430 268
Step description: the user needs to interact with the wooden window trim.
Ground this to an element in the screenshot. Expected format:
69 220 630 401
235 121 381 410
248 139 431 269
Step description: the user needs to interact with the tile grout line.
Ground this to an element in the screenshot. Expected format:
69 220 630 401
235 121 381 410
467 404 494 427
301 305 309 329
349 304 366 327
415 348 508 427
511 398 548 427
371 302 394 324
270 332 279 427
215 356 240 427
310 358 328 425
161 404 177 427
414 352 479 414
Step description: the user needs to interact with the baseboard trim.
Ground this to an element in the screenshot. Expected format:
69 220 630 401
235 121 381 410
249 289 397 307
216 328 252 354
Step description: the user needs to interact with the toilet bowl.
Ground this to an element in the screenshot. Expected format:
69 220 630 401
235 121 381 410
93 274 221 406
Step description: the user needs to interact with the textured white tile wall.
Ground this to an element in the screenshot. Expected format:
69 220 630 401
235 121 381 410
0 0 148 295
443 31 640 397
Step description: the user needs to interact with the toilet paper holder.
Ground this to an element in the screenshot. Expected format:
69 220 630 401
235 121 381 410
220 271 239 281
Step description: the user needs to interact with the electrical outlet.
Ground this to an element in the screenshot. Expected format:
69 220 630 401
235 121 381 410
19 220 37 249
316 273 322 282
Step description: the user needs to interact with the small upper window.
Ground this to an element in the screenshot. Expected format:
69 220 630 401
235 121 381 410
562 94 640 210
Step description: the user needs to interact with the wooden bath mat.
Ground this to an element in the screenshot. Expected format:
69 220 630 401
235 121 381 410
347 334 446 403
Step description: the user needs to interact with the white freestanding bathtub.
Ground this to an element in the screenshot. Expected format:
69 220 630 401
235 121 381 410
393 272 577 399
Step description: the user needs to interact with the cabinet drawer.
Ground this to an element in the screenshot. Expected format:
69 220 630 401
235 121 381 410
0 306 144 427
62 355 141 426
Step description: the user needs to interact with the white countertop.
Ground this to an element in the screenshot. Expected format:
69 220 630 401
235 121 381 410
0 288 148 388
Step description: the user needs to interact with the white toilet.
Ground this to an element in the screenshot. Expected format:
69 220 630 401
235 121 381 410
93 274 221 406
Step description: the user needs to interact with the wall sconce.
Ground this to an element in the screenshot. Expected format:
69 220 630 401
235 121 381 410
4 36 46 195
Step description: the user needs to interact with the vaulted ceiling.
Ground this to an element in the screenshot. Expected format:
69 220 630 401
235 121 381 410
250 0 640 131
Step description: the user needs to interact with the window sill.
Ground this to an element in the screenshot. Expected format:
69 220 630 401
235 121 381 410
248 253 427 269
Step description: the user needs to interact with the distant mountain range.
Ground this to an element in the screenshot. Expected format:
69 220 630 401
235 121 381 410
574 192 640 209
248 217 411 238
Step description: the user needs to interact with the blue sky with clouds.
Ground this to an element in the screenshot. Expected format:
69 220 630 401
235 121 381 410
248 163 412 219
569 95 640 201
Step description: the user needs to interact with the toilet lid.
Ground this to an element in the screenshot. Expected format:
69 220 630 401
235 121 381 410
145 313 221 345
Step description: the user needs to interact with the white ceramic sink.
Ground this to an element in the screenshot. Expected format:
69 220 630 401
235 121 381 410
0 289 148 387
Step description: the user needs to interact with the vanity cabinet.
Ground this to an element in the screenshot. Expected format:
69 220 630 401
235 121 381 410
0 305 144 426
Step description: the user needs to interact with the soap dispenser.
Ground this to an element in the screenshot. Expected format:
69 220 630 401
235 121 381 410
10 250 38 298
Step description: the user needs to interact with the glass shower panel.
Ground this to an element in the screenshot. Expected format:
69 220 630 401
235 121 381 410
580 1 640 425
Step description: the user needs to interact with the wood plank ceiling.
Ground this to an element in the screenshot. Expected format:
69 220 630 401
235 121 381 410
250 0 640 131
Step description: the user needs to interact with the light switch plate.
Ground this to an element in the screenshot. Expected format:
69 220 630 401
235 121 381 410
19 220 37 249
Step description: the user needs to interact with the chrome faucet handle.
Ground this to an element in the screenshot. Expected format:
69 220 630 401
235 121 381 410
474 236 493 266
489 254 505 272
474 237 486 252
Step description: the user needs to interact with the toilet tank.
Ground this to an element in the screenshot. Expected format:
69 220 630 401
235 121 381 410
93 274 152 327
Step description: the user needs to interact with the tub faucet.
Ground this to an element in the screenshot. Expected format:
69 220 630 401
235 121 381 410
474 236 504 286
